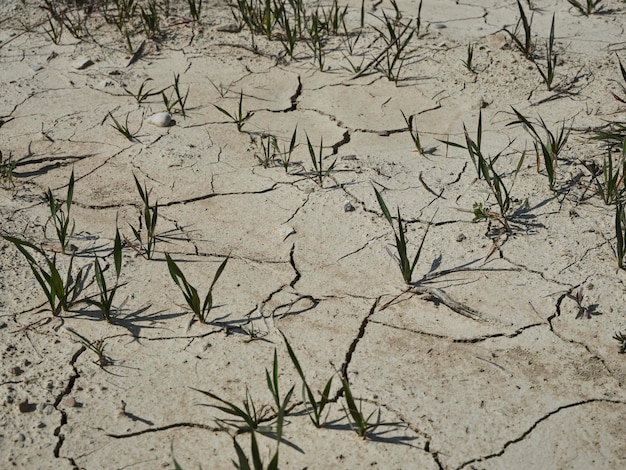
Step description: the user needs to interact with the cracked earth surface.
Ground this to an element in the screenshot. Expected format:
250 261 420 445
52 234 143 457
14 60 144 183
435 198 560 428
1 0 626 468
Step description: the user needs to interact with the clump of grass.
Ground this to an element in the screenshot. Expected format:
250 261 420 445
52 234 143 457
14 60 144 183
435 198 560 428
45 169 75 254
472 150 526 232
340 375 402 439
66 327 109 367
585 144 626 205
373 186 436 284
282 333 333 428
129 175 159 259
86 228 123 323
140 1 160 38
462 42 475 72
124 78 157 104
306 133 336 186
1 150 17 189
2 237 86 316
567 0 603 16
276 126 298 172
108 112 139 141
306 10 327 71
256 134 278 168
504 0 534 59
265 349 294 439
214 91 255 132
165 253 229 324
161 74 189 116
509 108 569 191
371 10 415 83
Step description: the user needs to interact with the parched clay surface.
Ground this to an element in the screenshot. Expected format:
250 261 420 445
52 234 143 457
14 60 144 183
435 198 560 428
1 0 626 468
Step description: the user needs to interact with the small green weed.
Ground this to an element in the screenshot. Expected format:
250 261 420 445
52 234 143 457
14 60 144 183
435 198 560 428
509 108 569 191
66 327 109 367
214 91 255 132
585 144 626 205
306 133 336 186
504 0 534 59
374 186 436 284
194 387 270 433
462 43 475 72
340 375 402 439
129 175 159 259
86 227 123 322
472 150 526 232
282 333 333 428
165 253 228 324
3 236 86 316
535 14 557 90
124 78 157 104
45 169 75 254
108 112 139 141
0 150 17 189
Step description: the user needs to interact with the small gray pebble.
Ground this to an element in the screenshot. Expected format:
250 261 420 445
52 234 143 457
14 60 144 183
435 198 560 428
344 201 355 212
42 404 55 415
456 233 467 242
15 432 25 442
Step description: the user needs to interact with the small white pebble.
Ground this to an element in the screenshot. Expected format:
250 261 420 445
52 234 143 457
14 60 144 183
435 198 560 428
146 112 172 127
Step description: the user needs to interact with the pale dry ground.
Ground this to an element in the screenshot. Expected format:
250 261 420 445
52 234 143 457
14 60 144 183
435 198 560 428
1 0 626 468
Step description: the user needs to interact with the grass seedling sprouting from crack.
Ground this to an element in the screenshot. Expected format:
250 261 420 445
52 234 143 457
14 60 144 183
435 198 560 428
86 227 123 323
504 0 534 59
108 112 140 141
306 133 336 186
282 332 333 428
340 374 402 439
129 175 159 259
65 327 109 367
2 237 86 316
214 91 254 132
509 108 569 192
374 185 437 284
45 169 75 254
165 253 228 324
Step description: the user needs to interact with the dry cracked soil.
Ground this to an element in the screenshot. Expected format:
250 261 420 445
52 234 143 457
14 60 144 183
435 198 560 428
1 0 626 468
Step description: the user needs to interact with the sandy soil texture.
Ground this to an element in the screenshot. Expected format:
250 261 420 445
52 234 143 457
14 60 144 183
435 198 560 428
1 0 626 468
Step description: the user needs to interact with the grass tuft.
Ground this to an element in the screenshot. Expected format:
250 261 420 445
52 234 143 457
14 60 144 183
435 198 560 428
374 186 436 284
165 253 229 324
